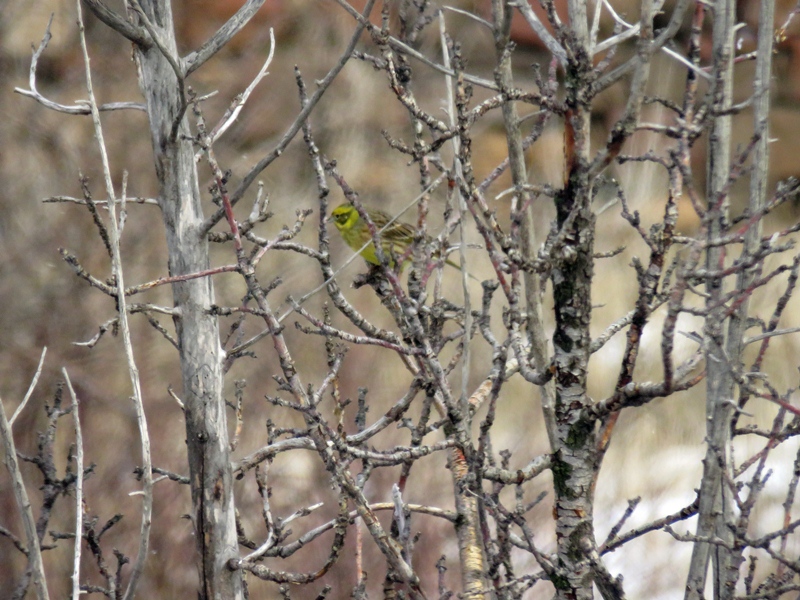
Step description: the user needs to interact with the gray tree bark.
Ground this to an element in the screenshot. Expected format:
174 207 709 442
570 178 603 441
685 0 736 597
131 2 243 598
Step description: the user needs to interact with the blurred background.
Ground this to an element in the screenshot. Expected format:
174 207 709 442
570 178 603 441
2 0 800 597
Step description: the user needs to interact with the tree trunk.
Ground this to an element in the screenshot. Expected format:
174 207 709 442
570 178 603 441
685 0 736 597
133 2 242 598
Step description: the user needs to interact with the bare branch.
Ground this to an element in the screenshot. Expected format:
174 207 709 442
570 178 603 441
196 28 276 156
43 195 158 206
13 15 145 114
184 0 268 75
594 0 692 92
333 0 499 90
0 397 50 600
62 370 83 600
8 348 47 428
81 0 150 46
74 4 152 597
509 1 567 63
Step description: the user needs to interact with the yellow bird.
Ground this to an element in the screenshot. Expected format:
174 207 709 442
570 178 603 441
329 203 469 274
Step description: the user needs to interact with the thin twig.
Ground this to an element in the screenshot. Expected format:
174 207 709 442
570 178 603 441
62 370 83 600
0 396 50 600
81 0 151 46
184 0 268 75
509 0 568 63
13 15 145 114
74 3 153 599
9 347 47 428
43 195 158 206
196 28 276 158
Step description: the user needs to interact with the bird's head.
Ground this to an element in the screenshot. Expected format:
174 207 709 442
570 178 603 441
330 204 360 232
